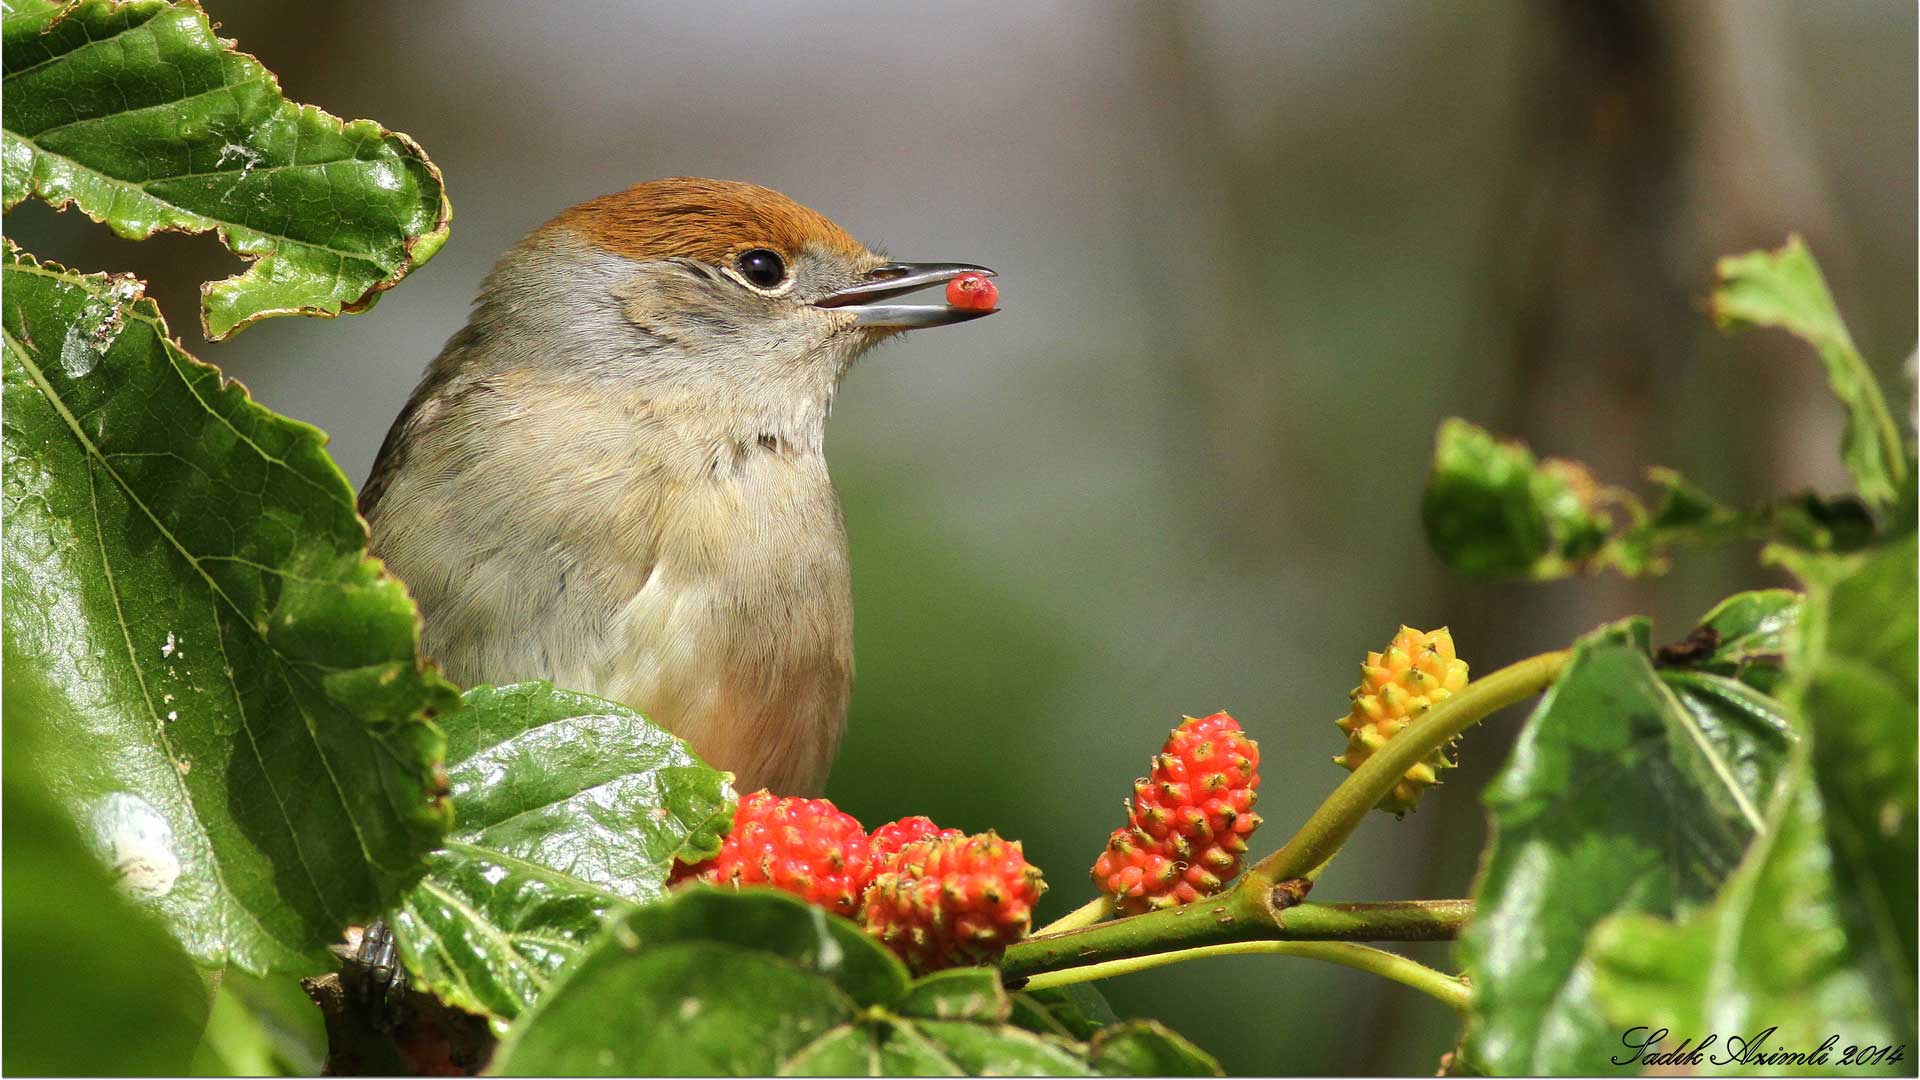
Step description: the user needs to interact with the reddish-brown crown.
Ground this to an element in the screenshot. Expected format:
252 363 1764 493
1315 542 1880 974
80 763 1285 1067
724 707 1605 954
554 177 870 266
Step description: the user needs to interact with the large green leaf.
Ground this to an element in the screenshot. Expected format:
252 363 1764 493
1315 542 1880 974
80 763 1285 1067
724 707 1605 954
2 0 449 339
390 682 735 1027
1776 536 1918 1004
1712 238 1909 512
2 709 210 1076
488 889 1221 1076
1588 780 1906 1074
1459 611 1794 1074
1 245 454 972
1585 537 1917 1071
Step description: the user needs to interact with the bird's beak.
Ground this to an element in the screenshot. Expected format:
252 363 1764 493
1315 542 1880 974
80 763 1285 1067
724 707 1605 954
813 262 998 328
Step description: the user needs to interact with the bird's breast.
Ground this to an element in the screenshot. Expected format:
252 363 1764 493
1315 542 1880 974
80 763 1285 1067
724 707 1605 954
559 447 855 794
370 370 855 793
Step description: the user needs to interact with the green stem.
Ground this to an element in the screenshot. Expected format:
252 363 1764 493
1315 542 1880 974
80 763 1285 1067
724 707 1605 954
1000 898 1471 979
1021 940 1471 1014
1247 649 1571 887
1002 650 1568 983
1035 896 1113 936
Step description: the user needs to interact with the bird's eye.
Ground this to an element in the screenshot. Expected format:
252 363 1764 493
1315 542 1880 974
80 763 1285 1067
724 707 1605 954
736 248 787 289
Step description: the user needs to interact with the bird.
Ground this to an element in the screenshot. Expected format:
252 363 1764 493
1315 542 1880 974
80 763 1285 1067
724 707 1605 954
360 177 995 796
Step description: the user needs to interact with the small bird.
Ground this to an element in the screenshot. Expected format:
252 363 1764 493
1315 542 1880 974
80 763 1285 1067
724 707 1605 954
361 177 995 795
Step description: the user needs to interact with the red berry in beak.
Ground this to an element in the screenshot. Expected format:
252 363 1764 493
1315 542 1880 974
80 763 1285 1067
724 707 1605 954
945 272 999 311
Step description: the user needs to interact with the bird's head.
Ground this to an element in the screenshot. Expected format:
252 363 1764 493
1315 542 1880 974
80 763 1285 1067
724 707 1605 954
462 177 994 447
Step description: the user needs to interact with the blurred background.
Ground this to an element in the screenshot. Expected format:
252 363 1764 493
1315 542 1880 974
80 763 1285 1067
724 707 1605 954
10 1 1914 1072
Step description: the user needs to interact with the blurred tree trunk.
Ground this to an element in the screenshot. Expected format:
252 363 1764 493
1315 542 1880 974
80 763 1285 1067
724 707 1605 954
1491 0 1843 644
1430 0 1845 1070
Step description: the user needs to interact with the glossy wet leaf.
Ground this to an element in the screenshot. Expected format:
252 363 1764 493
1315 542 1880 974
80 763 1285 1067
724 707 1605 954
1584 538 1915 1071
1666 589 1798 684
1589 779 1908 1073
1779 538 1917 980
489 889 1221 1076
1460 616 1793 1074
1778 536 1916 1029
2 0 449 339
1712 237 1910 512
1 709 209 1076
1 245 454 972
390 682 734 1026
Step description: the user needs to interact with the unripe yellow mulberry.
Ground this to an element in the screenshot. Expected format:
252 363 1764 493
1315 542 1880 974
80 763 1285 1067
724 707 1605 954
1333 626 1469 815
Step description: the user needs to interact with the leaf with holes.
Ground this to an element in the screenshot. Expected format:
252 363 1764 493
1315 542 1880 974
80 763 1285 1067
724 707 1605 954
2 0 449 339
487 889 1221 1076
389 682 734 1027
1458 614 1794 1074
0 244 454 972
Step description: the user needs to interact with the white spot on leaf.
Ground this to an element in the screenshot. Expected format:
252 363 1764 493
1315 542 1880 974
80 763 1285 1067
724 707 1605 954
216 142 265 179
56 279 139 379
88 793 181 899
58 316 100 379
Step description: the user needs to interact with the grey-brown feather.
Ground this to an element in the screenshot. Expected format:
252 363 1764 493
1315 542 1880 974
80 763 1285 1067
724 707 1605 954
364 225 884 794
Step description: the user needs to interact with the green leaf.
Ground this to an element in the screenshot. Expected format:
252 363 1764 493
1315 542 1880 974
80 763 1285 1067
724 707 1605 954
1011 984 1120 1041
189 972 326 1077
1713 237 1909 511
900 969 1012 1022
1585 538 1916 1071
1422 418 1608 579
390 681 735 1026
1088 1022 1223 1077
1 245 454 972
1589 781 1906 1073
489 889 1220 1076
2 709 210 1076
1780 538 1918 1003
1460 615 1793 1074
1664 589 1798 671
1421 419 1777 580
2 0 450 339
1421 420 1895 580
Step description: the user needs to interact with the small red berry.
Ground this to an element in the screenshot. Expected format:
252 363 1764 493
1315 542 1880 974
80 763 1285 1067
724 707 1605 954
699 790 873 917
945 272 999 311
1091 711 1263 914
1090 826 1183 915
862 831 1046 972
869 816 963 865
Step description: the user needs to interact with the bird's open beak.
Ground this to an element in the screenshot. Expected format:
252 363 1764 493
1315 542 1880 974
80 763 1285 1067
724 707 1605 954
813 262 998 328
